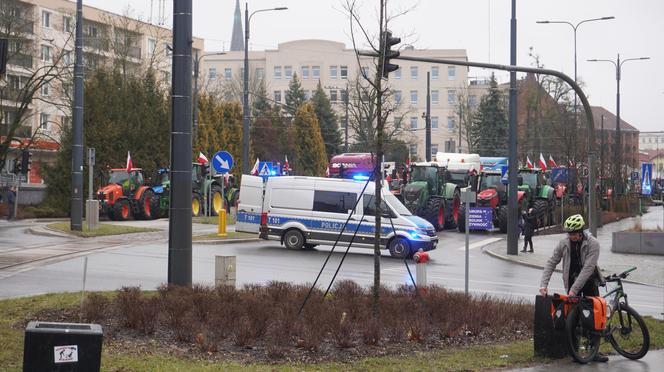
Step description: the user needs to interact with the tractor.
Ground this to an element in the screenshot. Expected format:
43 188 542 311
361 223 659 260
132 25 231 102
402 162 461 231
96 168 157 221
518 168 556 227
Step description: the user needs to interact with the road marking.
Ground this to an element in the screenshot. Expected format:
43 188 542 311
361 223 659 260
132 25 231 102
456 237 503 251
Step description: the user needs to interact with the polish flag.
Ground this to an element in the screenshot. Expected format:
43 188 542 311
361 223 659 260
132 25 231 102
325 166 330 177
548 155 558 168
126 151 133 173
538 153 547 171
526 156 534 169
283 155 290 173
197 152 209 164
250 158 260 175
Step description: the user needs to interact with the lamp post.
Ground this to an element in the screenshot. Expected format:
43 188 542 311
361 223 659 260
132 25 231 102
243 4 287 174
193 51 226 131
588 55 650 195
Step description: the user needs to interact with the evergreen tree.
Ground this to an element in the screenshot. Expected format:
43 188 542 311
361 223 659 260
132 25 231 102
468 73 508 156
284 73 306 116
293 103 327 176
311 81 342 158
251 81 272 118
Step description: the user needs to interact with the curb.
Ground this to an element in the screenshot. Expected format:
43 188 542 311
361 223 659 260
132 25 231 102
482 244 663 288
194 238 260 245
26 226 76 239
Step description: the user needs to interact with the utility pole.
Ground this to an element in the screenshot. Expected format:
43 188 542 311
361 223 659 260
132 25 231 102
458 99 463 153
168 0 193 286
242 3 250 174
507 0 519 255
425 72 431 161
70 0 84 231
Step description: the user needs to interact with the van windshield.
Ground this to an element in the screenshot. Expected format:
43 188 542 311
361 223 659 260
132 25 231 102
383 193 412 216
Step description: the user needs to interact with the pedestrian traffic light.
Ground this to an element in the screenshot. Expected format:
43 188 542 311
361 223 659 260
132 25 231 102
20 149 32 175
381 30 401 79
13 160 22 175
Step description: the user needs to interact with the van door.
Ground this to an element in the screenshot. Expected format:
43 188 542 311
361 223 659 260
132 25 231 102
236 175 264 233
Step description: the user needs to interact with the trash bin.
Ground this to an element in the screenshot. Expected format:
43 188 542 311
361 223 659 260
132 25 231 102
533 295 567 359
23 321 103 372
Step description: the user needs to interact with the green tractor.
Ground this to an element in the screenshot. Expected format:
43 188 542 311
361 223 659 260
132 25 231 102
518 168 556 227
402 162 461 231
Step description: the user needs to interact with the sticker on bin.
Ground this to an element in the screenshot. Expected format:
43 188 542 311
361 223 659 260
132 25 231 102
54 345 78 363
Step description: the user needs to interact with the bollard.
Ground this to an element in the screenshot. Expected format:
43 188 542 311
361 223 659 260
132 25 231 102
217 209 227 237
215 256 236 287
413 249 429 289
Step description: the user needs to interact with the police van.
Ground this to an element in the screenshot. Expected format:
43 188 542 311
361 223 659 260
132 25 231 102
236 175 438 258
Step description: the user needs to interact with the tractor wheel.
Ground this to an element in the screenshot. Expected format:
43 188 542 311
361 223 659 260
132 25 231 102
496 205 508 233
210 185 224 216
424 198 445 231
150 194 163 219
138 189 156 220
112 198 131 221
445 189 461 229
534 199 548 228
191 194 202 217
457 205 466 232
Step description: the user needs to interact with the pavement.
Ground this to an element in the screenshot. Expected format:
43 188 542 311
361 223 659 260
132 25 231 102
484 206 664 287
509 349 664 372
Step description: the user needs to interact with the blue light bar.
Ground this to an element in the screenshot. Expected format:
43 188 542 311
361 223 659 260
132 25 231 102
353 174 370 181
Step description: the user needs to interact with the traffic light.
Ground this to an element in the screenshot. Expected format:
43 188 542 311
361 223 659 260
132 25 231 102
0 38 8 76
20 149 32 175
381 30 401 79
13 160 22 175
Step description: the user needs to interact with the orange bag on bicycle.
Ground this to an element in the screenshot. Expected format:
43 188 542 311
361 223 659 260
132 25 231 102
580 296 607 331
550 293 571 330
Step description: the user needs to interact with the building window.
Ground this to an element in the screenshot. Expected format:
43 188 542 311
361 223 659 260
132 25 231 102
431 116 438 129
448 116 456 132
394 90 402 104
256 68 264 80
330 65 338 79
163 42 171 56
361 66 369 77
410 66 418 79
41 10 51 28
63 16 73 32
410 116 418 130
304 90 311 100
395 68 401 79
409 144 418 157
274 66 282 79
40 84 50 96
40 45 51 62
431 90 439 105
431 144 438 157
312 65 320 79
394 117 402 129
445 140 456 152
340 89 348 103
39 113 49 129
330 90 338 102
302 66 309 80
148 38 157 54
469 95 477 107
340 65 348 79
208 68 217 79
285 65 292 80
448 90 456 105
274 91 281 102
431 66 439 80
224 68 232 80
410 90 418 105
448 66 456 80
62 116 71 128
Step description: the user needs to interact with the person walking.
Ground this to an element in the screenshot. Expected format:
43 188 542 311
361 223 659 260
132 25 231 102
6 186 16 220
538 214 607 362
521 208 536 253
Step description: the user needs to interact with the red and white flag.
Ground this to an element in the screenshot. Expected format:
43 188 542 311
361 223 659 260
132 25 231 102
325 166 330 177
406 151 411 168
548 155 558 168
197 152 209 164
283 155 290 173
538 153 547 171
126 151 133 173
250 158 260 175
526 156 534 169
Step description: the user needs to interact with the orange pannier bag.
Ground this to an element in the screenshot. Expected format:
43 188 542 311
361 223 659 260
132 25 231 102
580 296 608 331
550 293 571 330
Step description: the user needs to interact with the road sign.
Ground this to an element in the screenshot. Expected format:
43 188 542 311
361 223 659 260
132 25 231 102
501 165 509 185
642 163 652 196
550 167 568 184
212 151 233 173
258 162 274 177
631 171 639 182
468 207 493 230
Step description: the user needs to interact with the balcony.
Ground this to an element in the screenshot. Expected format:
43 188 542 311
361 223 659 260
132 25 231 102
7 53 33 69
128 46 141 59
14 20 34 34
83 37 109 52
0 88 29 103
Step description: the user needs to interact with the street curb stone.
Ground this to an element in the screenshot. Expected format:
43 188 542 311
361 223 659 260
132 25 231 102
194 238 260 245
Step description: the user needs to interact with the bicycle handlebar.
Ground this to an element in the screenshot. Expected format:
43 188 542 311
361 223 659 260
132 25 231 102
604 266 637 282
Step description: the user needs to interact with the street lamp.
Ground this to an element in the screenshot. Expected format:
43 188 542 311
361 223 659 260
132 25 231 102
243 4 287 174
588 55 650 195
193 51 226 130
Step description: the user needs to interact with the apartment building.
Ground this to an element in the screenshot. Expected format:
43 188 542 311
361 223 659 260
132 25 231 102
639 131 664 151
1 0 203 184
202 39 469 162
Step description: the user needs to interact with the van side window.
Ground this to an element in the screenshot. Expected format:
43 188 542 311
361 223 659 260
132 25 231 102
313 190 357 214
363 195 393 218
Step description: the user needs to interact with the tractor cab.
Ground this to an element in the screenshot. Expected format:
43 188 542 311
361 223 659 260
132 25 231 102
107 169 144 196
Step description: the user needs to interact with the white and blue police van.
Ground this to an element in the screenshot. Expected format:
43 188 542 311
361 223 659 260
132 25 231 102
236 175 438 258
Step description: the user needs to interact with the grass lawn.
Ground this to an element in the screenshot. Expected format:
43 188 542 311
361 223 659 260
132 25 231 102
193 231 256 240
47 222 159 237
1 292 663 371
193 213 237 225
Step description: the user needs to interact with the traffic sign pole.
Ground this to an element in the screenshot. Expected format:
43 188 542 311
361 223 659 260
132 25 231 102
465 196 470 295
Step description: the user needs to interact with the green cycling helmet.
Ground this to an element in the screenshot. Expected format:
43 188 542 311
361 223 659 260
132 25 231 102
564 214 585 232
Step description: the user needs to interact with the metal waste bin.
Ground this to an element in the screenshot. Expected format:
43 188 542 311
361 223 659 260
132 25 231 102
23 321 103 372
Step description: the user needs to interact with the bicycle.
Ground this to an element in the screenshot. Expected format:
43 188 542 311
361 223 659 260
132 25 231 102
565 266 650 364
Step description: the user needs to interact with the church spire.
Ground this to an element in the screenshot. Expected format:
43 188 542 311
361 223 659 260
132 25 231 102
230 0 244 51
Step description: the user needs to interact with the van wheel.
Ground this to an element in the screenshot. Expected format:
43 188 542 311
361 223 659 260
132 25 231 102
388 237 412 259
283 229 305 250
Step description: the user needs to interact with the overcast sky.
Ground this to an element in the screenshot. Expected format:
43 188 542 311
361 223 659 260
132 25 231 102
83 0 663 132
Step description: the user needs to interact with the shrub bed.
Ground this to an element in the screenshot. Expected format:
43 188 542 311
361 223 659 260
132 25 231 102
25 282 533 364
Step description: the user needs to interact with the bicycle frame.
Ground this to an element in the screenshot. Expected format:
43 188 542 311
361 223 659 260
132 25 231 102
601 273 634 338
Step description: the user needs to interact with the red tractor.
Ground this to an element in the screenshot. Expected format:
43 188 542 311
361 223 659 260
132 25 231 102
96 168 157 221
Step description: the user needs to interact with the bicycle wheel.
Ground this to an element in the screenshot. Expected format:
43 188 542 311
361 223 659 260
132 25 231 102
565 305 601 364
607 303 650 360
